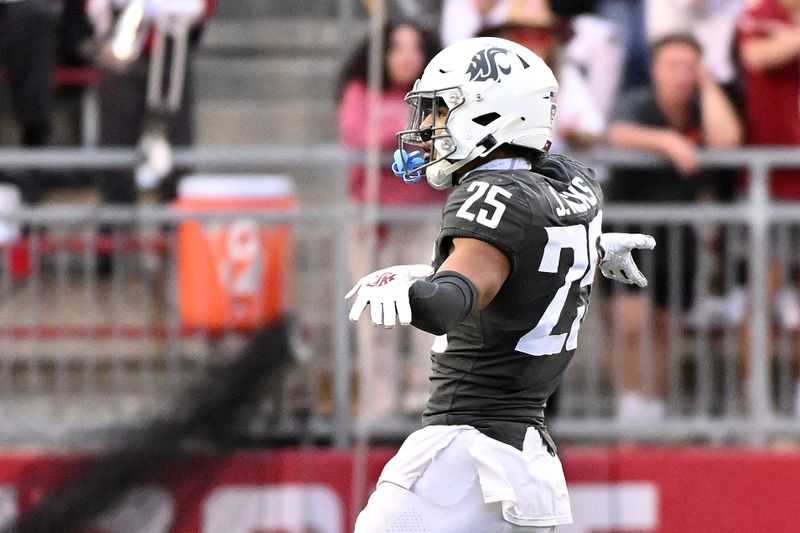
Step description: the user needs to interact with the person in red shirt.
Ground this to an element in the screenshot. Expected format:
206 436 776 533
738 0 800 199
338 20 444 417
737 0 800 415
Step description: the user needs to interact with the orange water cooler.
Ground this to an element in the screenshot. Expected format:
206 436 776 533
174 175 298 330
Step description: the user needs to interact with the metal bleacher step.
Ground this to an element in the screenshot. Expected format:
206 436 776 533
195 16 348 146
202 17 344 56
196 99 337 145
196 56 339 102
213 0 344 19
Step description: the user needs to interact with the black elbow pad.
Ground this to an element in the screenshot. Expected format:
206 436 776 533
409 270 478 335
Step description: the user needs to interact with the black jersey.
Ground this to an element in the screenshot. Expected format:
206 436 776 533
422 153 603 450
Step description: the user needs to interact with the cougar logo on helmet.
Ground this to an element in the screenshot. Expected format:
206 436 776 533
466 47 512 82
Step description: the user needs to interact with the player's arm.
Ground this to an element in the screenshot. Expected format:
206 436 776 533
347 174 517 333
436 237 509 310
408 237 510 335
346 236 511 335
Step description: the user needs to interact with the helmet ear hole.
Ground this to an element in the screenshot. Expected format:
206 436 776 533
472 112 501 126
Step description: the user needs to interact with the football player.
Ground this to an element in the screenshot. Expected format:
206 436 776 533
347 37 654 532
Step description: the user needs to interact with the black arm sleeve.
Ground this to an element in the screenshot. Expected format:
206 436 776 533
409 270 478 336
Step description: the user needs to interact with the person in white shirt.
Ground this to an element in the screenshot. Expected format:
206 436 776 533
439 0 515 46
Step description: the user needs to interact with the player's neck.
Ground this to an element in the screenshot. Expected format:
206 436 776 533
472 157 532 172
452 146 543 183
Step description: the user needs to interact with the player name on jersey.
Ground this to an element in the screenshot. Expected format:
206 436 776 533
546 176 600 217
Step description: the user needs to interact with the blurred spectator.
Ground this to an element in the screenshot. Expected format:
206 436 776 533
458 0 623 150
597 0 650 90
85 0 214 205
338 20 444 416
646 0 746 98
605 33 743 419
440 0 515 47
0 0 57 203
547 0 624 126
737 0 800 415
477 20 609 151
58 0 94 67
738 0 800 200
440 0 575 48
562 11 623 125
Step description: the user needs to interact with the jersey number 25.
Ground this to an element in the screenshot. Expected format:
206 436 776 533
455 181 512 229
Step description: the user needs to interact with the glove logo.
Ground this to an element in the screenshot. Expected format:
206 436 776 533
366 273 396 287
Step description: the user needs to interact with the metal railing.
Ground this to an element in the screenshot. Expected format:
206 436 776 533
0 145 797 448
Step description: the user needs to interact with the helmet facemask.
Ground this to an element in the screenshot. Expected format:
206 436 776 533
393 86 464 189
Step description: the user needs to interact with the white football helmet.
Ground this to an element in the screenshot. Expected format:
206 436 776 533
394 37 559 189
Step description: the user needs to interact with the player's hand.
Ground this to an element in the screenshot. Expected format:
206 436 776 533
598 233 656 287
346 264 434 327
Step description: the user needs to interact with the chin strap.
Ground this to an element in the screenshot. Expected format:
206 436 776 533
433 116 528 185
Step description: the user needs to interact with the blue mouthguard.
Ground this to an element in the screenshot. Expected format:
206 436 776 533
391 149 425 183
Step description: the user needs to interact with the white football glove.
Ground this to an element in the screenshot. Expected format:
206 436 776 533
598 233 656 287
346 264 434 327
